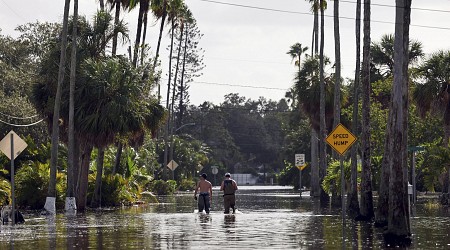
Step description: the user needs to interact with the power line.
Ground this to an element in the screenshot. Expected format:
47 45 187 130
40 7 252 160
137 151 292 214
0 0 26 22
335 0 450 14
196 0 450 31
0 118 44 127
190 80 289 91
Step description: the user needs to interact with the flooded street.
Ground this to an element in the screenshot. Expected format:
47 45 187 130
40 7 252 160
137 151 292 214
1 186 450 249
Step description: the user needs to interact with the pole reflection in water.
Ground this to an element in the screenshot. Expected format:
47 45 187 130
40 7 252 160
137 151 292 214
0 187 450 249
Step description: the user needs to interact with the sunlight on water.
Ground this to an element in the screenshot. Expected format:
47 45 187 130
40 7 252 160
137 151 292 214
0 187 449 249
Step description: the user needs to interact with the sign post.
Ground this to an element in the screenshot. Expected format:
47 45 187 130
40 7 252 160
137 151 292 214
0 131 28 225
295 154 306 197
211 166 218 186
326 123 357 227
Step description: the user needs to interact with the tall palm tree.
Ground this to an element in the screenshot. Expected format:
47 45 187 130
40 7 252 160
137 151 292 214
163 0 184 179
152 0 168 78
66 0 79 213
318 0 328 205
306 0 326 198
385 0 412 243
287 43 308 72
331 0 342 208
348 0 361 218
360 0 374 220
44 0 71 214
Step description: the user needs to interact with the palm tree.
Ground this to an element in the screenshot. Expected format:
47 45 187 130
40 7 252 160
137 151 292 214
331 0 344 209
44 0 71 214
152 0 168 77
287 43 308 72
348 0 361 218
306 0 326 198
318 0 328 205
163 0 184 179
66 0 79 213
384 0 412 244
413 51 450 197
371 34 423 81
360 0 374 220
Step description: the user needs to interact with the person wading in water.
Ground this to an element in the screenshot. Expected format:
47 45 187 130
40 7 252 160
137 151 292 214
194 173 213 214
220 173 238 214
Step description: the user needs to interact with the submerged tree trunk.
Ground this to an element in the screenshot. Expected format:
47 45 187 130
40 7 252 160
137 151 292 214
66 0 78 212
45 0 71 214
92 147 105 208
76 145 93 212
318 0 329 205
359 0 374 220
311 128 320 197
330 0 342 207
384 0 412 245
348 0 361 219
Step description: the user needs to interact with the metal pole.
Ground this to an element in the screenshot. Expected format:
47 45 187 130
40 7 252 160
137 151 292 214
412 152 416 204
11 133 15 226
299 168 302 197
340 156 345 225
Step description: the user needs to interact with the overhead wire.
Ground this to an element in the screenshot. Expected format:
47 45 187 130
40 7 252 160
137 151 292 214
196 0 450 31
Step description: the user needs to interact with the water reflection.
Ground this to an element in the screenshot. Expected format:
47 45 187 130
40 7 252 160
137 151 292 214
0 187 449 249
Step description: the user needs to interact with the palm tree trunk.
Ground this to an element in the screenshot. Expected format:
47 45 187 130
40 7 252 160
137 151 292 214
113 142 122 175
112 0 121 56
66 0 78 212
177 24 189 129
99 0 105 10
385 0 412 243
140 11 149 66
163 18 176 180
348 0 361 219
360 0 374 220
92 147 105 208
76 144 93 212
153 0 167 101
318 0 329 205
310 128 319 197
314 5 319 55
331 0 342 207
45 0 71 214
133 2 145 67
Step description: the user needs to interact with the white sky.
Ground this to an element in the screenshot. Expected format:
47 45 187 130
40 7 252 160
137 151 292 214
1 0 449 105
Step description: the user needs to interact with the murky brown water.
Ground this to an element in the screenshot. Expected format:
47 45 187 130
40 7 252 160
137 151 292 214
1 187 449 249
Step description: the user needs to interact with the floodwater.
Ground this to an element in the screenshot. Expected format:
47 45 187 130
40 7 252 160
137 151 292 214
1 186 450 249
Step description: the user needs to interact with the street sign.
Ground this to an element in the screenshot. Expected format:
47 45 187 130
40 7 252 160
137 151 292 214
295 154 305 170
0 130 28 160
211 166 218 175
326 123 357 155
167 160 178 171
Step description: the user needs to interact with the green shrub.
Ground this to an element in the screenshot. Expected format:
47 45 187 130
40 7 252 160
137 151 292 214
15 162 66 209
88 174 137 207
178 179 196 191
0 177 10 206
149 180 177 195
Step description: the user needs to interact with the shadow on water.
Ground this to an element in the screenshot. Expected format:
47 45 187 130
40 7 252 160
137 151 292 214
0 187 449 249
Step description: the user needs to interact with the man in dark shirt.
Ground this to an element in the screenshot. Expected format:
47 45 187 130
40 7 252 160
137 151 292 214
220 173 238 214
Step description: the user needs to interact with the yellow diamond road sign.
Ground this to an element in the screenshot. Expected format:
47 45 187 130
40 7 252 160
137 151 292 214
326 123 357 156
295 154 307 171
